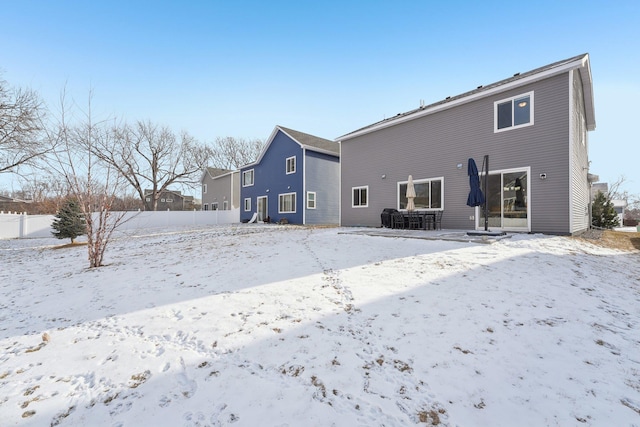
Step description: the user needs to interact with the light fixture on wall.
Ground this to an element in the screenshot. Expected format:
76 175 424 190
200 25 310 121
457 163 463 170
539 173 547 180
381 174 386 179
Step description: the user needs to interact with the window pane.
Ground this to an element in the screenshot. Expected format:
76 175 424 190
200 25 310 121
414 182 429 209
353 189 360 206
514 96 530 126
431 180 442 208
497 101 512 129
399 184 407 209
360 189 367 205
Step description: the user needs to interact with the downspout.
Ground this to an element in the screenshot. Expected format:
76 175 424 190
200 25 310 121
302 148 306 225
483 154 489 232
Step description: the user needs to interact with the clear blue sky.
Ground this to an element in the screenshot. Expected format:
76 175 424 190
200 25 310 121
2 0 639 197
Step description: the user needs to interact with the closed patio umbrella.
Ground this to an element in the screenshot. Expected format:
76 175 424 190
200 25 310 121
466 158 485 207
406 175 416 211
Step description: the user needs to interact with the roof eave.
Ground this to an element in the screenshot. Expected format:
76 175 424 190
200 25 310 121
336 54 595 142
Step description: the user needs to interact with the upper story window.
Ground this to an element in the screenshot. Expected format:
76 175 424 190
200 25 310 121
203 183 208 194
352 186 368 208
243 169 254 187
286 156 296 174
494 92 533 132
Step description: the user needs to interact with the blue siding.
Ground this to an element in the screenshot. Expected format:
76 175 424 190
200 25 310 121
240 130 304 224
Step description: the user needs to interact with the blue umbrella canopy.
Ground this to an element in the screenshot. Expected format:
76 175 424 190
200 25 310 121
466 158 485 207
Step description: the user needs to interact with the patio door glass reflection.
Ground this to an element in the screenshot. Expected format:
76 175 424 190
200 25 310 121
257 196 268 221
479 170 528 231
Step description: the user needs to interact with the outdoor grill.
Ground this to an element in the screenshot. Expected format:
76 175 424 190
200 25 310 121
380 208 398 228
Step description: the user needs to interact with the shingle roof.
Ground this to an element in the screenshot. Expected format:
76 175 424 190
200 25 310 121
337 53 594 141
278 126 340 155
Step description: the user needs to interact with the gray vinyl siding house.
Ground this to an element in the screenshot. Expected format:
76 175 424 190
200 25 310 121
338 54 596 235
201 168 239 211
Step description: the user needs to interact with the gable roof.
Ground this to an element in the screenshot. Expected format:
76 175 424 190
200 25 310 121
201 167 235 183
337 53 595 142
244 125 339 169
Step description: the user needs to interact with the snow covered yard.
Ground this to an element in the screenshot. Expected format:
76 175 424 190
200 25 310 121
1 225 639 426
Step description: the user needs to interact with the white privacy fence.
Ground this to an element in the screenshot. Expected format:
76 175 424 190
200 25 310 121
0 209 240 239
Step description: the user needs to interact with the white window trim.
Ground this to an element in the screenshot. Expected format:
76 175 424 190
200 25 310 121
203 183 208 194
212 202 219 210
476 166 531 232
494 91 534 133
279 192 296 213
397 177 444 211
223 201 228 210
243 169 254 187
244 198 251 211
286 156 296 174
352 186 369 208
307 191 316 209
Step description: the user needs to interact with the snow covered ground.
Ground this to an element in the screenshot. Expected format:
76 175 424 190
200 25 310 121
1 225 639 426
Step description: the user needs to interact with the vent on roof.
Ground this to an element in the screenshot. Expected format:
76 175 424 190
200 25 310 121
446 96 451 100
477 85 483 89
513 72 520 77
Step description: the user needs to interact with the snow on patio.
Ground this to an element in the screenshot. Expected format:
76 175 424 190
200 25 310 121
1 225 639 426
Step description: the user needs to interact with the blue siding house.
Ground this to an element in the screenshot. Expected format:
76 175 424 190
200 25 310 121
240 126 340 225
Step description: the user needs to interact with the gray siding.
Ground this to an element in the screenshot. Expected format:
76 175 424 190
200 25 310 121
304 151 340 225
341 73 575 234
202 171 239 210
569 70 591 233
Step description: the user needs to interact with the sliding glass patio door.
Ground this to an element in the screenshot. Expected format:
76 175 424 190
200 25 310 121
257 196 268 221
478 168 530 232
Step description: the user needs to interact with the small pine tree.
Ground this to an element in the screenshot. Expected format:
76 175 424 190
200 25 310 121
592 190 620 229
52 199 87 243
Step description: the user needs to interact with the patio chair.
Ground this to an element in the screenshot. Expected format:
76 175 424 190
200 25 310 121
434 211 443 230
407 211 421 230
391 212 406 229
423 212 435 230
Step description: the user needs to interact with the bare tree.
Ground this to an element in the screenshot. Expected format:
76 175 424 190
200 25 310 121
49 90 129 268
607 175 639 210
0 76 49 174
209 136 263 170
90 120 211 210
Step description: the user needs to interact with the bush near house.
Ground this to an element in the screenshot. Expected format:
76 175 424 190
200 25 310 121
592 191 619 229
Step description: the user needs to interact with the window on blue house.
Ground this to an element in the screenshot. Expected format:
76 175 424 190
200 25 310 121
279 192 296 213
307 191 316 209
286 156 296 174
243 169 254 186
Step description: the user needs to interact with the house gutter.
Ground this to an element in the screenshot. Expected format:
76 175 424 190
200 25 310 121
336 54 594 142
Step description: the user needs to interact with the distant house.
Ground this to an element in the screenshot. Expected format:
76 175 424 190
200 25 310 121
201 167 239 211
592 182 626 226
337 53 596 235
239 125 340 225
143 189 195 211
0 194 33 213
